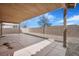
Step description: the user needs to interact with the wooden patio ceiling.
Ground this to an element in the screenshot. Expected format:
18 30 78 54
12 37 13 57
0 3 64 23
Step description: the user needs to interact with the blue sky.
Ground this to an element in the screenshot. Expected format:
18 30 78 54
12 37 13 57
21 3 79 28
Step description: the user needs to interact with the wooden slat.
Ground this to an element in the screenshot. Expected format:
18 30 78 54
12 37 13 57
0 3 63 23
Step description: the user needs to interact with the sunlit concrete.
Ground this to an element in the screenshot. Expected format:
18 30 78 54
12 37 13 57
14 40 52 56
14 38 66 56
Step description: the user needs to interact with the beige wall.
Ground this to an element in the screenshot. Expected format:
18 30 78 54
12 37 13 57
0 23 20 35
1 25 79 38
2 28 20 34
29 25 79 37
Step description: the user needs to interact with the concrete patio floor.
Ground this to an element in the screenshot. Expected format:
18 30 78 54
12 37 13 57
14 39 66 56
0 33 79 56
0 34 44 56
0 33 66 56
23 32 79 56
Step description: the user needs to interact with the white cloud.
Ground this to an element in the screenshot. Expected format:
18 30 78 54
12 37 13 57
44 13 55 21
67 22 74 25
56 15 79 25
68 15 79 21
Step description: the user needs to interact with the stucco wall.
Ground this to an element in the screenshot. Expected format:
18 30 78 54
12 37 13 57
1 25 79 37
29 25 79 37
2 28 20 34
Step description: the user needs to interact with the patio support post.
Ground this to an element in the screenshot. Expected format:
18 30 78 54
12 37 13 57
63 6 67 48
19 24 21 33
0 21 3 37
63 3 76 48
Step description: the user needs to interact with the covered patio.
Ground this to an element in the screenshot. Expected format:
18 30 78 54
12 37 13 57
0 3 77 56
